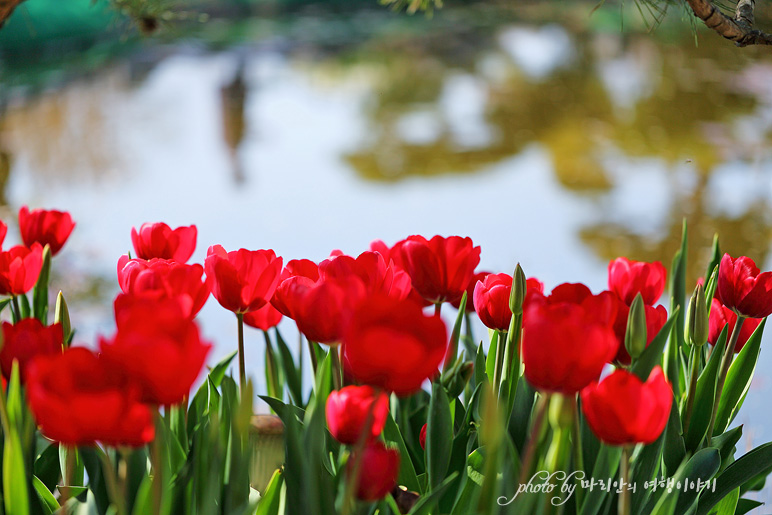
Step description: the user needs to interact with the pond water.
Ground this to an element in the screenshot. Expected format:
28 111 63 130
2 2 772 451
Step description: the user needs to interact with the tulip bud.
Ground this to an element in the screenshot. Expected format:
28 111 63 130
625 294 647 359
54 291 72 346
686 283 709 347
509 263 527 315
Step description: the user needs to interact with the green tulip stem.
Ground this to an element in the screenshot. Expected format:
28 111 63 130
434 302 442 316
682 345 700 435
570 396 585 509
518 393 550 486
618 445 632 515
499 313 522 404
492 330 508 398
10 295 20 323
307 338 319 376
331 345 343 391
236 313 246 389
707 315 745 441
263 331 281 399
96 447 127 515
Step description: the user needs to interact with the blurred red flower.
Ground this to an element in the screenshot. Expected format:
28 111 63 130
19 206 75 256
0 319 63 382
0 244 44 295
26 347 155 447
343 294 447 396
131 222 197 263
581 366 672 446
717 253 772 319
325 385 389 445
349 441 400 501
608 257 666 306
205 245 283 314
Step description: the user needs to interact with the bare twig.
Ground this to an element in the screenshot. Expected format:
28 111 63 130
0 0 26 29
684 0 772 46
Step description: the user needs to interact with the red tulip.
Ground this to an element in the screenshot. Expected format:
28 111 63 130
101 298 211 405
205 245 283 314
320 251 412 301
343 294 447 396
271 259 320 318
522 301 617 394
0 319 63 382
0 220 7 249
0 244 44 296
243 302 283 331
131 222 197 263
325 385 389 445
708 298 762 353
528 283 618 330
454 271 490 312
419 423 427 450
608 257 667 306
19 206 75 256
717 253 772 319
348 442 400 501
473 273 512 331
295 276 366 344
392 235 481 304
26 347 155 447
117 256 210 318
581 366 672 446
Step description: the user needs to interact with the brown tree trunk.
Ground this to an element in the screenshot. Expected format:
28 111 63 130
0 0 26 29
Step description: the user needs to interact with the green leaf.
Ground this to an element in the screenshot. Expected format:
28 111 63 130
631 428 665 514
33 245 51 323
709 425 743 467
485 330 499 384
704 234 721 291
34 444 60 492
579 445 621 515
274 328 303 407
684 326 726 452
663 393 686 477
426 381 452 491
382 414 421 493
631 308 680 382
443 291 466 373
696 442 772 515
735 499 763 515
3 427 29 515
474 341 486 388
714 319 766 434
54 292 72 345
706 486 738 515
255 469 284 515
449 448 484 515
407 471 459 515
32 475 59 514
645 448 720 515
207 350 238 388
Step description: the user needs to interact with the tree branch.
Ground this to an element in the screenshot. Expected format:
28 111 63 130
684 0 772 46
0 0 25 29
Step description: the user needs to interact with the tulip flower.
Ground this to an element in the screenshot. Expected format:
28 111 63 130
205 245 283 314
117 256 210 318
295 276 366 345
19 206 75 256
474 272 513 331
26 347 155 447
101 298 211 406
325 385 389 445
608 257 667 306
709 298 762 353
522 301 617 394
343 294 447 396
131 222 197 263
453 271 490 312
419 423 427 450
348 441 400 501
0 319 63 382
0 220 6 249
581 366 672 446
392 235 481 305
243 302 283 331
0 243 44 296
717 253 772 319
320 251 412 301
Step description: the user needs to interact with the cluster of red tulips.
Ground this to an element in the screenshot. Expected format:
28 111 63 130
1 207 771 514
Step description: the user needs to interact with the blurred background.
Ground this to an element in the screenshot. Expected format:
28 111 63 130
1 0 772 457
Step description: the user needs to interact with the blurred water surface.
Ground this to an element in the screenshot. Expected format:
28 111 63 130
2 1 772 452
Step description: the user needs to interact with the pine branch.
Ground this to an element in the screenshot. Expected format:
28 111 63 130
0 0 25 29
684 0 772 46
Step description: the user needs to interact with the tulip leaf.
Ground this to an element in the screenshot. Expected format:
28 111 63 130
274 328 303 407
207 350 238 388
704 234 722 292
631 307 679 382
631 428 665 515
579 444 622 515
683 326 726 452
34 443 60 492
255 469 284 515
19 292 31 321
58 445 85 492
443 292 466 374
450 448 484 515
474 341 486 388
695 442 772 515
79 447 112 515
644 448 720 515
706 486 738 515
663 392 686 477
427 381 452 491
3 426 29 515
382 414 422 493
407 471 459 515
33 475 59 514
714 318 766 434
33 245 51 323
735 499 763 515
709 424 743 466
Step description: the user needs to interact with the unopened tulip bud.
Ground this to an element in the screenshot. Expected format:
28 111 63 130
54 291 72 346
625 294 647 359
686 283 709 347
509 263 527 315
